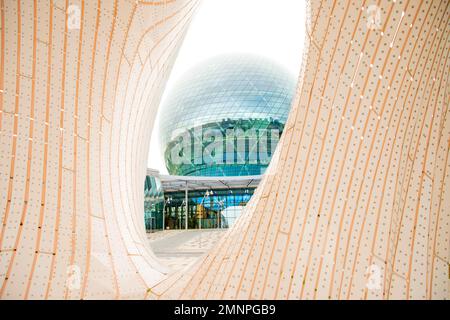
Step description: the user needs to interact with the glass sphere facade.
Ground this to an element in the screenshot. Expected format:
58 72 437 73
159 54 296 176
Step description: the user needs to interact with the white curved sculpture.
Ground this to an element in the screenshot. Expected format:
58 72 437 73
0 0 448 300
149 0 450 299
0 0 199 299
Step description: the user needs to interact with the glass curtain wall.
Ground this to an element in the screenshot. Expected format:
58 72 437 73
163 188 255 230
144 175 164 232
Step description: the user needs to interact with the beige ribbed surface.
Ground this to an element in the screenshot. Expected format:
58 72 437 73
0 0 449 300
149 0 450 299
0 0 199 299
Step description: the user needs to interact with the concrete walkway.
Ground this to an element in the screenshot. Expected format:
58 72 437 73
147 229 226 271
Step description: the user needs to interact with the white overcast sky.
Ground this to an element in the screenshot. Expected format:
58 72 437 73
148 0 306 173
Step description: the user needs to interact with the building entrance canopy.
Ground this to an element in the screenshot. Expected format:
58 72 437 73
145 169 263 230
158 173 262 192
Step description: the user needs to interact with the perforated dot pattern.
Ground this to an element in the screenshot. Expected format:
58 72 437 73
0 0 200 299
149 0 450 300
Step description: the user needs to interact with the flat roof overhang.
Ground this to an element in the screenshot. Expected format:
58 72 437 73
146 169 262 192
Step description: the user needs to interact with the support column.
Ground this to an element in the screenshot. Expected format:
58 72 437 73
185 181 188 230
162 200 165 231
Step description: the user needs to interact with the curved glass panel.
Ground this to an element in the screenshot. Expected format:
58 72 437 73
144 175 164 231
159 54 296 176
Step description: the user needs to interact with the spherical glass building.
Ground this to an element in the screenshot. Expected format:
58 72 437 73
159 54 296 177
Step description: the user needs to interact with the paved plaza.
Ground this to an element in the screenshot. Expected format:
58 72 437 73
148 229 227 272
